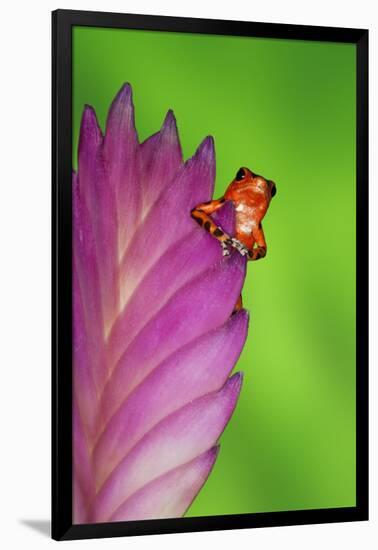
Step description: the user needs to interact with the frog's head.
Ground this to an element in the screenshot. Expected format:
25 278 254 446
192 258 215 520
234 167 277 199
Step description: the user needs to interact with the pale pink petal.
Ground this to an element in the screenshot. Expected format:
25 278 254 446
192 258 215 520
93 374 242 522
103 83 141 255
73 84 248 524
78 107 119 332
73 403 95 522
107 201 236 372
110 447 219 522
118 136 215 309
73 266 98 441
94 310 248 487
101 254 246 424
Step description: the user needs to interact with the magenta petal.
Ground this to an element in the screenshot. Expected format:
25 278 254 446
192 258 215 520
107 229 222 370
77 107 119 332
73 404 95 524
73 86 248 523
118 136 216 308
213 200 236 237
139 131 159 168
78 106 103 175
73 175 106 391
93 374 242 522
139 110 183 215
94 310 248 487
101 254 246 423
73 267 99 442
109 447 219 522
73 477 87 524
104 83 141 254
107 200 238 370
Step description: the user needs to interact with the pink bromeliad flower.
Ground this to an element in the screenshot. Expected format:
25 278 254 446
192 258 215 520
73 83 249 524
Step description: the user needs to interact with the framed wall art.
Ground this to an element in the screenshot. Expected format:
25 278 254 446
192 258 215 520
52 9 368 541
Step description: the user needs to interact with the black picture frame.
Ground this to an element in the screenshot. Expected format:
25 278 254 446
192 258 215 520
52 9 369 541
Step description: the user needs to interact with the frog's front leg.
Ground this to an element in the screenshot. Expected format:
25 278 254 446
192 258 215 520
221 238 249 258
191 198 231 255
191 199 249 257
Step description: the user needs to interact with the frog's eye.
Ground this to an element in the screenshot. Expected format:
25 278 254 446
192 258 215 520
235 168 245 181
269 180 277 198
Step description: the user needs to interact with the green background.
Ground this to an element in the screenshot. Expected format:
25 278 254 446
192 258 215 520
73 27 356 516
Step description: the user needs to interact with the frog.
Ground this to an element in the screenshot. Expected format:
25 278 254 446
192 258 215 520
191 167 276 311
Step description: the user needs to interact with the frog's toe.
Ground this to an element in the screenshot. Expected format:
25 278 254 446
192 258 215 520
221 241 231 256
249 246 266 260
230 238 249 256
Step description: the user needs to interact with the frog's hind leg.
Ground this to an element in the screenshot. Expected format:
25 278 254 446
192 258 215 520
232 294 243 315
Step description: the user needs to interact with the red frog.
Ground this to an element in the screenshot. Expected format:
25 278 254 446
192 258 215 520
191 167 276 311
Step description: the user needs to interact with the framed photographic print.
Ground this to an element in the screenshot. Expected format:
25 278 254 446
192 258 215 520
52 9 368 541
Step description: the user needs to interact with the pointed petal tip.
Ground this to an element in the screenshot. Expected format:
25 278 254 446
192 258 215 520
78 106 103 159
117 82 133 100
230 308 250 331
108 83 134 115
195 445 221 470
212 372 243 421
190 136 215 183
228 371 244 394
239 307 250 322
80 104 102 135
160 109 181 146
162 109 177 129
83 103 95 114
197 445 220 474
208 444 221 462
196 135 215 158
104 82 138 150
